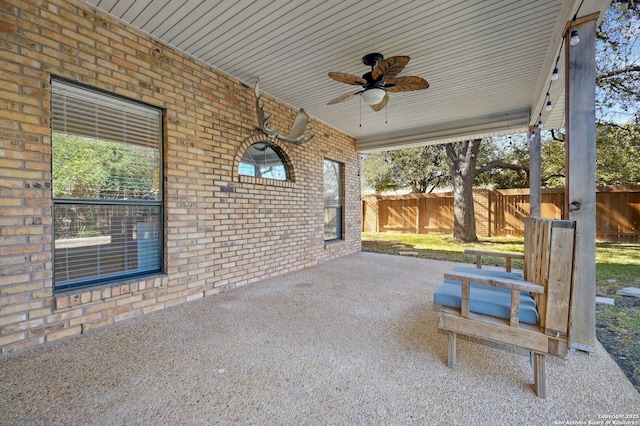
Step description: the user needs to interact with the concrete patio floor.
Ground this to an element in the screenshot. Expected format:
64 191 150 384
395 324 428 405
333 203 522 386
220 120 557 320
1 252 638 425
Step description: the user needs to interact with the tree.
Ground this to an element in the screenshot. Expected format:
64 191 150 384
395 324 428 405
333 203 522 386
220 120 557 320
537 122 640 188
361 146 449 193
595 123 640 185
362 138 530 242
52 134 160 200
474 135 530 189
437 140 482 242
596 0 640 124
52 133 160 238
540 134 566 188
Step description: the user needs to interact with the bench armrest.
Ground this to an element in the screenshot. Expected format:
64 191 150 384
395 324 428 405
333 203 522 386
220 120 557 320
444 271 544 294
464 249 525 272
443 271 544 327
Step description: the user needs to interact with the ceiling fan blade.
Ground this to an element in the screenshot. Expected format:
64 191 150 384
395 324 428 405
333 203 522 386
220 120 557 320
328 72 367 86
372 56 410 81
384 76 429 92
369 92 389 112
327 91 361 105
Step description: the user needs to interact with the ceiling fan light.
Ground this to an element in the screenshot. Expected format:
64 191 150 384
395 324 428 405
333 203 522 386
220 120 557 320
361 88 386 105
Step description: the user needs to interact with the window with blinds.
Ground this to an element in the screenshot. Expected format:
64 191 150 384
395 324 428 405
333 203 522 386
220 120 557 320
51 78 163 290
323 159 343 241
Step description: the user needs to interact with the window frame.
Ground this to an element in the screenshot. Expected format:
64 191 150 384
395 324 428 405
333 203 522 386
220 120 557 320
323 158 344 242
51 78 164 291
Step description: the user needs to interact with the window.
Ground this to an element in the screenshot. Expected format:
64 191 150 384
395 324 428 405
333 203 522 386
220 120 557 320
324 159 343 241
51 79 163 290
238 142 289 180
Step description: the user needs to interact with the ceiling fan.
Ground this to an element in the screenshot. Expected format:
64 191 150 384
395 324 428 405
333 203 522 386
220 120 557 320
327 53 429 111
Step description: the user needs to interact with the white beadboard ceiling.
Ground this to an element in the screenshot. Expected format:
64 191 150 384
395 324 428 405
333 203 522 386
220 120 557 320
80 0 610 152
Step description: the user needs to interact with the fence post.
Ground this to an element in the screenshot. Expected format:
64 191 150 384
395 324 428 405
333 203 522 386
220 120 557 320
488 190 492 237
415 197 420 234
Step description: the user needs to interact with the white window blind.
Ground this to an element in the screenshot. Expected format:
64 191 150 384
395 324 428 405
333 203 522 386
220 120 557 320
51 78 163 290
52 80 161 149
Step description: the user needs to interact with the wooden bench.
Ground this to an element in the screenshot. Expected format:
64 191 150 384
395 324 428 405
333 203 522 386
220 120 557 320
434 217 576 398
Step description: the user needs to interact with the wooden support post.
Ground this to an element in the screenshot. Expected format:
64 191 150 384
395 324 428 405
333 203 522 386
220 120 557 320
565 17 598 353
529 126 541 217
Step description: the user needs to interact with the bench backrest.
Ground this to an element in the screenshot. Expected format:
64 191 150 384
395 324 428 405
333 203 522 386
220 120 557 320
523 217 576 339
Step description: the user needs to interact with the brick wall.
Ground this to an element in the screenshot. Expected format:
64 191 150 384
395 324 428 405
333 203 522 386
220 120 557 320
362 195 379 232
473 189 490 237
0 0 361 357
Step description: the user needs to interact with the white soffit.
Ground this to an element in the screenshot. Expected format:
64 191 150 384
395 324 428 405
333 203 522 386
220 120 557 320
80 0 611 151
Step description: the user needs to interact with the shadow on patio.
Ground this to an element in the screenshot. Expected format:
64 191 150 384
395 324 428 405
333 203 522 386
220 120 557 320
1 252 638 425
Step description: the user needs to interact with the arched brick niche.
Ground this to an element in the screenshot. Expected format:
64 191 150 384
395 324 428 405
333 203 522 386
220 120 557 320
234 135 296 187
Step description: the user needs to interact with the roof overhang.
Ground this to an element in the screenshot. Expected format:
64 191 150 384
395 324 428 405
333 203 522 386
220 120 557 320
79 0 611 152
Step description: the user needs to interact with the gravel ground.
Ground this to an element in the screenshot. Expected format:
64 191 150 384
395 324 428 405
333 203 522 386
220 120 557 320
1 252 638 425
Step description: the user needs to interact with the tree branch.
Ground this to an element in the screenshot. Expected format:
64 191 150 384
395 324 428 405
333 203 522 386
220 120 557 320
475 160 528 178
596 65 640 84
550 129 565 142
541 173 565 185
427 176 445 193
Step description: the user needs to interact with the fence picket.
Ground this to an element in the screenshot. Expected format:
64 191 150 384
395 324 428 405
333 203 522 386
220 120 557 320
362 185 640 242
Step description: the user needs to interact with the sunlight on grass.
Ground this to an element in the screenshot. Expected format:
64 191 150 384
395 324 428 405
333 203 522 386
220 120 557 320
362 232 525 268
362 232 640 291
362 232 524 253
596 243 640 295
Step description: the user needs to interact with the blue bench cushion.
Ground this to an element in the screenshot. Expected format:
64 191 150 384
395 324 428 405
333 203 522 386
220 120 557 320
434 276 539 325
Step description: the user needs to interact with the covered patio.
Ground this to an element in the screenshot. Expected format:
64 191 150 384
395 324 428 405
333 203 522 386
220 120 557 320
1 0 633 420
1 253 637 424
72 0 612 354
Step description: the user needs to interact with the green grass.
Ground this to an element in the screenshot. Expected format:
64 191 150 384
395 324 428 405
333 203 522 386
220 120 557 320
362 232 526 268
362 232 640 288
595 242 640 295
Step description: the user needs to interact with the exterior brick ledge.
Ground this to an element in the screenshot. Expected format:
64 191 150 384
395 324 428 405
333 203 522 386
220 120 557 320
239 175 295 188
54 274 168 311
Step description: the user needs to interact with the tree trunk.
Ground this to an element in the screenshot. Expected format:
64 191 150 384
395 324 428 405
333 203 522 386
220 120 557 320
439 140 481 242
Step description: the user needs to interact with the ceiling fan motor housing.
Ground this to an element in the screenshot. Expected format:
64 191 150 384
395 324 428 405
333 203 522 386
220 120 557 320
362 53 385 89
362 53 384 68
362 72 383 89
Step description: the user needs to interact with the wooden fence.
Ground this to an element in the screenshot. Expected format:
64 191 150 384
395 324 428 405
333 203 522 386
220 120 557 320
362 185 640 242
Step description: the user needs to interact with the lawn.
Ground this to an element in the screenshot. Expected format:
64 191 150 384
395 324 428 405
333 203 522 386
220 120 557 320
361 232 640 392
